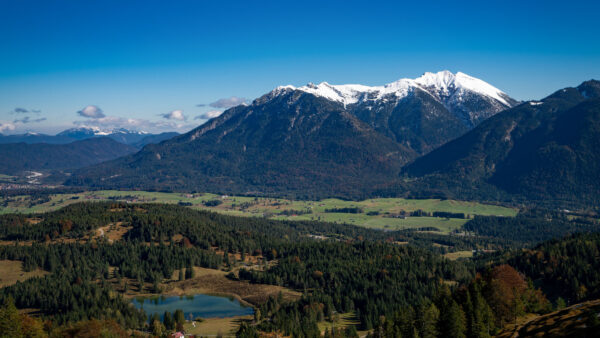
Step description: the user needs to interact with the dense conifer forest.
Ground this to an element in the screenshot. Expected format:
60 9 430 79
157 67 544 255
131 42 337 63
0 202 598 336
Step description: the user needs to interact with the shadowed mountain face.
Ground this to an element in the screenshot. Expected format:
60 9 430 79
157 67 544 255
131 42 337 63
0 137 138 174
66 71 520 199
350 88 472 154
68 91 415 198
403 80 600 206
287 71 518 154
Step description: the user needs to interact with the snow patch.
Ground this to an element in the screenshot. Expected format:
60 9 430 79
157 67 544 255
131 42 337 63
271 71 511 107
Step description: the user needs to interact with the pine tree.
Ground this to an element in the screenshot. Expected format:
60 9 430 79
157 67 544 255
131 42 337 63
174 309 185 327
163 311 174 330
440 300 466 338
468 284 494 338
418 303 439 338
0 297 22 336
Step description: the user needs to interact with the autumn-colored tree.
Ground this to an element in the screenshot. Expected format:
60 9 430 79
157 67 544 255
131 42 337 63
59 319 127 338
0 297 23 337
484 264 527 325
151 319 165 336
59 219 73 234
182 237 193 248
20 314 47 338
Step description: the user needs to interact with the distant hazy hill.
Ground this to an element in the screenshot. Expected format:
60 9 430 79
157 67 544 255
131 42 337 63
0 127 178 148
0 137 138 174
403 80 600 206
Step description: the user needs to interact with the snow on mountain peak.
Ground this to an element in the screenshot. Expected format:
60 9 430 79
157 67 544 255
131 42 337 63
269 71 511 107
297 82 376 106
414 70 456 89
59 126 147 136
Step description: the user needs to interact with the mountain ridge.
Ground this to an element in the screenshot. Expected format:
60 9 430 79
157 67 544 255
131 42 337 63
0 127 178 148
0 137 138 174
402 79 600 207
66 71 517 198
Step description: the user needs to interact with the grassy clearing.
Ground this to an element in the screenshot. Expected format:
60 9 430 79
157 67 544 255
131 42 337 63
0 190 517 233
317 312 368 336
0 260 49 288
443 250 474 260
161 267 300 306
183 315 252 336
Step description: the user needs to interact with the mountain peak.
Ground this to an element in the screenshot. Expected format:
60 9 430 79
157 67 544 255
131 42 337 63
413 71 511 106
414 70 456 88
57 126 147 137
266 71 513 108
577 79 600 99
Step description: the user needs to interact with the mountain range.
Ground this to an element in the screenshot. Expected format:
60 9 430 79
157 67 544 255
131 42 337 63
0 127 179 175
0 127 178 148
3 71 596 207
0 137 138 175
67 71 519 198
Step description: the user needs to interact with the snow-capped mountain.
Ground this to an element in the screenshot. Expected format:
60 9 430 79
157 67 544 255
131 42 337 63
71 70 517 196
0 127 176 148
265 71 518 153
57 127 147 139
273 71 517 127
57 127 154 146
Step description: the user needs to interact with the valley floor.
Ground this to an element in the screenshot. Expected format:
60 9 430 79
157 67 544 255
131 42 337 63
0 190 517 233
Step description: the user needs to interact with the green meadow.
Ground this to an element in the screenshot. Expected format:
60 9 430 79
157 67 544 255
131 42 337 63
0 190 517 233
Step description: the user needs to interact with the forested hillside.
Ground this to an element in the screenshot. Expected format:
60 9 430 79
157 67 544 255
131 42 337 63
403 80 600 208
0 137 137 174
0 202 598 336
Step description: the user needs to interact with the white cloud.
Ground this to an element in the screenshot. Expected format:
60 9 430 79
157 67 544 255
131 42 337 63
72 115 199 134
209 96 248 108
195 110 223 120
77 105 105 119
0 122 16 133
161 109 186 121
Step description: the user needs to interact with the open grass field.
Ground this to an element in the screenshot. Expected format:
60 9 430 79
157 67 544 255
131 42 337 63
183 315 252 337
443 250 474 260
0 260 48 288
317 312 369 336
0 190 517 233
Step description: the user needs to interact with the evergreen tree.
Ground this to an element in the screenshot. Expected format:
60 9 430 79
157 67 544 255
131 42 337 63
417 303 439 338
163 311 174 330
0 297 23 337
174 309 185 327
441 300 467 338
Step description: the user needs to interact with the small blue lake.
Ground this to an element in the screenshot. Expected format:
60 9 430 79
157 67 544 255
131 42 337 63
131 294 253 320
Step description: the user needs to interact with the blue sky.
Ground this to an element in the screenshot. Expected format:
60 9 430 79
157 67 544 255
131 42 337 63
1 0 599 134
